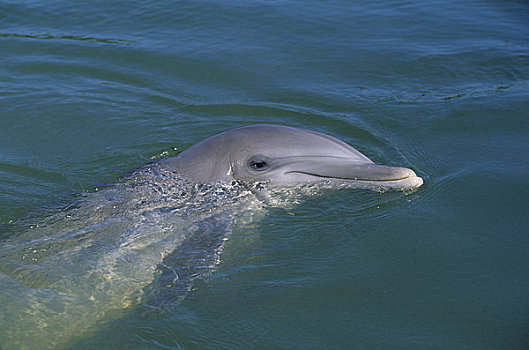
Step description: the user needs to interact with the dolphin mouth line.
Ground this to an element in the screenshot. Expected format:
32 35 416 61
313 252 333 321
284 171 416 182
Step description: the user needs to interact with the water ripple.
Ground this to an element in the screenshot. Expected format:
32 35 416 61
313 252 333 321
0 32 135 45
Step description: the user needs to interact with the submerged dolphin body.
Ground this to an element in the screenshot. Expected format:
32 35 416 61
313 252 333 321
0 125 422 349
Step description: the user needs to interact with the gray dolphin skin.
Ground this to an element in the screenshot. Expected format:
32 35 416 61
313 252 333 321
165 124 423 190
0 124 422 349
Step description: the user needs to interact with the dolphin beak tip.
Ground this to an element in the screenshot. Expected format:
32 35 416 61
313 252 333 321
407 170 424 189
412 175 424 188
397 168 424 189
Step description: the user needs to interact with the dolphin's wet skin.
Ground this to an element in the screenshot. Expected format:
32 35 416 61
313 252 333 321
167 125 423 189
0 125 422 349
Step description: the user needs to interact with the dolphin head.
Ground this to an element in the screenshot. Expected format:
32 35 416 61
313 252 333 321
167 125 423 191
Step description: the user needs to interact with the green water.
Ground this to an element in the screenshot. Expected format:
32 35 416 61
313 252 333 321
1 0 528 348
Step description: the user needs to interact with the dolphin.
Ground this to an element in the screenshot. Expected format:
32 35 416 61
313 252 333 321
0 124 422 349
165 124 423 190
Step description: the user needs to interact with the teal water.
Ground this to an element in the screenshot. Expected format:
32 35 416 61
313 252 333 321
1 0 528 348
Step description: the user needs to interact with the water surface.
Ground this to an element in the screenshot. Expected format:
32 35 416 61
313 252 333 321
1 0 528 348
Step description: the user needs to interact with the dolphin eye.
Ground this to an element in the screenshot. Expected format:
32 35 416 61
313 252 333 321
247 155 269 171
